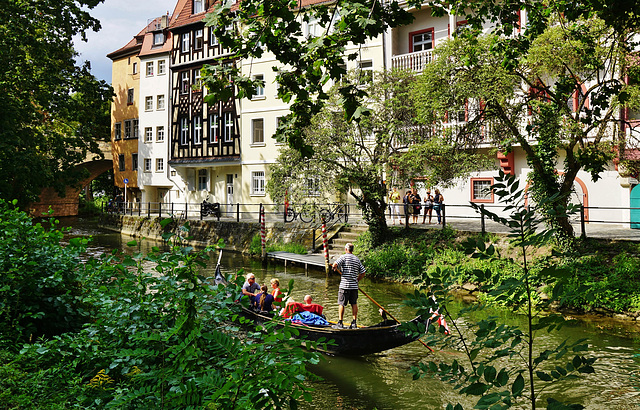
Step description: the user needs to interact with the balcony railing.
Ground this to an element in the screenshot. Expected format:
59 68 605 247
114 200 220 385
391 50 434 72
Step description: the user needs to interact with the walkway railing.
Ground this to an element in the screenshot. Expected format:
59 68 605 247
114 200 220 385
103 200 640 239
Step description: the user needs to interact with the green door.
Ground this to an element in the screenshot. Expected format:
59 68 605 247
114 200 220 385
631 184 640 229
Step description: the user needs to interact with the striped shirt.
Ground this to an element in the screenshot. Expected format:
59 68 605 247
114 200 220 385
335 253 366 290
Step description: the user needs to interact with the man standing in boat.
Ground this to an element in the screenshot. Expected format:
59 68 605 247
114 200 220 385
332 243 366 329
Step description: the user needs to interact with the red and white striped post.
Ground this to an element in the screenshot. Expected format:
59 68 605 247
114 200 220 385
322 217 330 275
260 203 266 260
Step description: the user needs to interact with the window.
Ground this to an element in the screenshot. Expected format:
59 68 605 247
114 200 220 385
306 177 320 196
153 32 164 46
358 61 373 84
471 178 494 202
124 120 132 139
118 154 125 171
146 62 154 77
224 112 233 142
144 158 152 172
145 96 153 111
252 74 264 99
114 123 121 140
180 118 189 145
252 118 264 144
410 28 434 52
156 158 164 172
193 0 204 13
157 60 166 75
157 94 165 110
198 169 208 190
145 127 153 143
127 88 134 105
307 17 321 38
193 69 202 91
181 71 190 94
133 119 139 139
210 28 218 46
156 126 165 142
193 116 203 144
195 29 204 50
209 114 219 143
568 84 588 112
181 33 190 53
251 171 265 195
132 62 138 74
132 153 138 171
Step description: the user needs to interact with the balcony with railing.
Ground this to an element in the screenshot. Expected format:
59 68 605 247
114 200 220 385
391 50 433 72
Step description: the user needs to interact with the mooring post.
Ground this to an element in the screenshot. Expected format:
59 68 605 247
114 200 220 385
580 205 586 239
481 204 486 235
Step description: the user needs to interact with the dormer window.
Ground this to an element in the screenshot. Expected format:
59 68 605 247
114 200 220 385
153 32 164 46
193 0 204 14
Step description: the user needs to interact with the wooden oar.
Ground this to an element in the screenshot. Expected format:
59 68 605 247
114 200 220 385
358 287 434 353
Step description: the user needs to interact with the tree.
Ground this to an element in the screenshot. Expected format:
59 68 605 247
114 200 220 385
0 1 113 209
411 2 640 242
267 70 488 246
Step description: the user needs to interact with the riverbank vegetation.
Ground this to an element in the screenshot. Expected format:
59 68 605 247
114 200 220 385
0 200 320 409
358 221 640 316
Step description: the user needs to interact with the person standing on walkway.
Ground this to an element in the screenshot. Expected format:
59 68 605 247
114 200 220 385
388 187 402 225
423 190 433 224
411 187 421 224
332 243 366 329
433 189 444 224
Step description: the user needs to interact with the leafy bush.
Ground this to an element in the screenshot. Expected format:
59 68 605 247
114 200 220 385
249 233 308 255
0 199 90 345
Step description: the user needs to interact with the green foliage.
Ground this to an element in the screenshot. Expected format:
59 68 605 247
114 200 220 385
0 209 321 408
0 1 113 208
250 233 308 255
405 171 594 409
0 199 90 345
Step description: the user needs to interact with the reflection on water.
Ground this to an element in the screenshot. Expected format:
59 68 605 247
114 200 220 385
62 218 640 409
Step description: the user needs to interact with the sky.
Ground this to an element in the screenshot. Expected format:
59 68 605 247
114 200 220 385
74 0 178 83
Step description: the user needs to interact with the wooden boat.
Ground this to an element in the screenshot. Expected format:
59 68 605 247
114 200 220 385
240 306 426 356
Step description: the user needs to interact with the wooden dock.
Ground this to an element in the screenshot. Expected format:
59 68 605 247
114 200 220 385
266 251 333 272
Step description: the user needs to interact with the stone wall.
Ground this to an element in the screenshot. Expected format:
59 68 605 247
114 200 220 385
99 214 342 253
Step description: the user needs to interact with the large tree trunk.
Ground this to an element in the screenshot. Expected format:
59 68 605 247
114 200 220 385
349 173 388 247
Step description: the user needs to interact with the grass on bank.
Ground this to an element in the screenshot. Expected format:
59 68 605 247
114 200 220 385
355 225 640 315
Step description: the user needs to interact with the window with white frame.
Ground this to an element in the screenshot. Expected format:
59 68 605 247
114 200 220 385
132 62 138 75
157 94 165 110
133 119 139 139
145 127 153 143
156 158 164 172
156 126 165 142
193 0 204 13
224 112 233 142
252 74 264 99
252 118 264 144
193 116 203 144
358 61 373 84
209 28 218 46
157 60 166 75
307 17 321 37
194 29 203 50
180 118 189 145
251 171 265 195
181 33 190 53
146 62 154 76
209 114 219 143
132 153 138 171
193 69 202 90
471 178 493 202
181 71 189 94
306 177 320 196
411 28 434 52
114 123 121 140
198 169 208 190
145 96 153 111
127 88 134 104
144 158 152 172
153 32 164 46
124 120 132 139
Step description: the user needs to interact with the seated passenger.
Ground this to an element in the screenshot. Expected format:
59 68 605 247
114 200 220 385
242 273 260 305
255 285 275 312
281 296 324 318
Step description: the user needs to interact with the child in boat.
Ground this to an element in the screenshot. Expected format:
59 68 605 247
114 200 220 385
255 285 275 312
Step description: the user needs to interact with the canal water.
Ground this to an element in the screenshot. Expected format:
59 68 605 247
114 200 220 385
62 218 640 409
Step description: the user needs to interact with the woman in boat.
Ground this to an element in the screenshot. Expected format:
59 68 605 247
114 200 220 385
256 285 275 312
270 278 283 303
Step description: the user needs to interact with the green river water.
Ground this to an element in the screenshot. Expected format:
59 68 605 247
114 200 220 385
63 218 640 409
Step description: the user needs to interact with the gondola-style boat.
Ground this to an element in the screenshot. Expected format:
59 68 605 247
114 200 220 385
240 306 427 356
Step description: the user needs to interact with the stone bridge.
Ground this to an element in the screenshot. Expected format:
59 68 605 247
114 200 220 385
30 142 113 217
